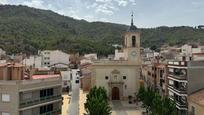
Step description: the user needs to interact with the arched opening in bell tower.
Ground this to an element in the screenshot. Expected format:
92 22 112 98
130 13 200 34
132 36 136 47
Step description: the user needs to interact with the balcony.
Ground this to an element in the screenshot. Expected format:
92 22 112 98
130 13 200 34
20 94 61 108
40 108 61 115
175 100 188 109
168 68 187 80
168 73 186 80
169 95 187 109
168 61 187 66
168 84 187 94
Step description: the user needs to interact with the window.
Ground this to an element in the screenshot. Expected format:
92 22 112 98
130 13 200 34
40 104 53 114
132 36 136 47
2 94 10 102
105 76 109 80
47 104 53 112
40 106 46 114
40 90 46 97
40 88 54 98
47 88 54 96
123 76 126 80
2 112 10 115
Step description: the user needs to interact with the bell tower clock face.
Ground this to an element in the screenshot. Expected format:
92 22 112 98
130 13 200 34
130 50 137 61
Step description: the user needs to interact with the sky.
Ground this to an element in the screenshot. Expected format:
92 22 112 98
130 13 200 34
0 0 203 28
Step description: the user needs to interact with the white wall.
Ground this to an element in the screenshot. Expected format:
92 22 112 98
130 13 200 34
181 44 192 55
22 56 42 68
41 50 70 67
84 54 97 60
61 70 71 88
114 49 126 60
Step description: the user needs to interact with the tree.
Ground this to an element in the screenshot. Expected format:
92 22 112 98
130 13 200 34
84 86 111 115
137 86 177 115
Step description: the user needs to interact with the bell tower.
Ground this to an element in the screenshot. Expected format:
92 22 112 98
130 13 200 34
124 13 141 65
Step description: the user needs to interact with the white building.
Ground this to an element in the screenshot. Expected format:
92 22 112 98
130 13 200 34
22 56 42 68
39 50 70 67
61 70 72 90
84 53 97 60
0 48 6 56
114 49 126 60
179 44 204 61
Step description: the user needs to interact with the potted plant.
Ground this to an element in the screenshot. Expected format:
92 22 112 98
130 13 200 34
128 95 133 104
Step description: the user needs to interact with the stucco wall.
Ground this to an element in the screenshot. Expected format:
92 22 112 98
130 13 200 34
187 61 204 94
188 101 204 115
93 65 140 99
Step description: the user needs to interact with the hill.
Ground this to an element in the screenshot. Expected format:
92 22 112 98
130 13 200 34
0 5 204 56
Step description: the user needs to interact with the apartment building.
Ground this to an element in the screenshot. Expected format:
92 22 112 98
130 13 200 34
39 50 70 67
167 60 204 115
0 63 62 115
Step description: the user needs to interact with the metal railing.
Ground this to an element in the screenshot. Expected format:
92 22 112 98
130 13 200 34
39 108 61 115
20 94 61 108
168 84 187 93
168 72 187 80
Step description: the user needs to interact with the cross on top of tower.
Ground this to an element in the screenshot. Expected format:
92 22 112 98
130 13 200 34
131 11 134 26
127 11 137 32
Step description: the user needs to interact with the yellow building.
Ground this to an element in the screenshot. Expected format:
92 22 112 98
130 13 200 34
91 15 141 100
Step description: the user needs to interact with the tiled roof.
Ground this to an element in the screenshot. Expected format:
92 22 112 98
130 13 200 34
32 74 60 79
0 63 24 67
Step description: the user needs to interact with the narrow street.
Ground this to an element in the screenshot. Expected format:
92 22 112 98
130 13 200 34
68 69 80 115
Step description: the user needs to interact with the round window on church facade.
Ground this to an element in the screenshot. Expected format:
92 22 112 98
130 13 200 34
123 76 126 80
105 76 109 80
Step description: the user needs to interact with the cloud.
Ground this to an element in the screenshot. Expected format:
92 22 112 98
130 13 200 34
92 0 135 15
84 15 109 22
95 3 119 15
0 0 8 4
129 0 136 5
114 0 128 6
86 3 98 9
22 0 45 9
95 0 112 3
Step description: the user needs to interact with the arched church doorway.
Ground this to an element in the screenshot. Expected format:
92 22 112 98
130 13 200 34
112 87 120 100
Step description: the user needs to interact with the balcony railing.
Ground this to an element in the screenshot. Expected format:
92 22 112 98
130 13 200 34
175 100 188 108
169 95 187 108
168 73 186 80
40 108 61 115
168 84 187 93
20 94 61 108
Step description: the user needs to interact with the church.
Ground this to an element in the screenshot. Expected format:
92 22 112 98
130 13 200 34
91 14 141 100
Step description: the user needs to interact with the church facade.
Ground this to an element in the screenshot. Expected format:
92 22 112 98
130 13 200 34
91 15 141 100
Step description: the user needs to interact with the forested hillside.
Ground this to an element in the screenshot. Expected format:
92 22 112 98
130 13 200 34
0 5 204 56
